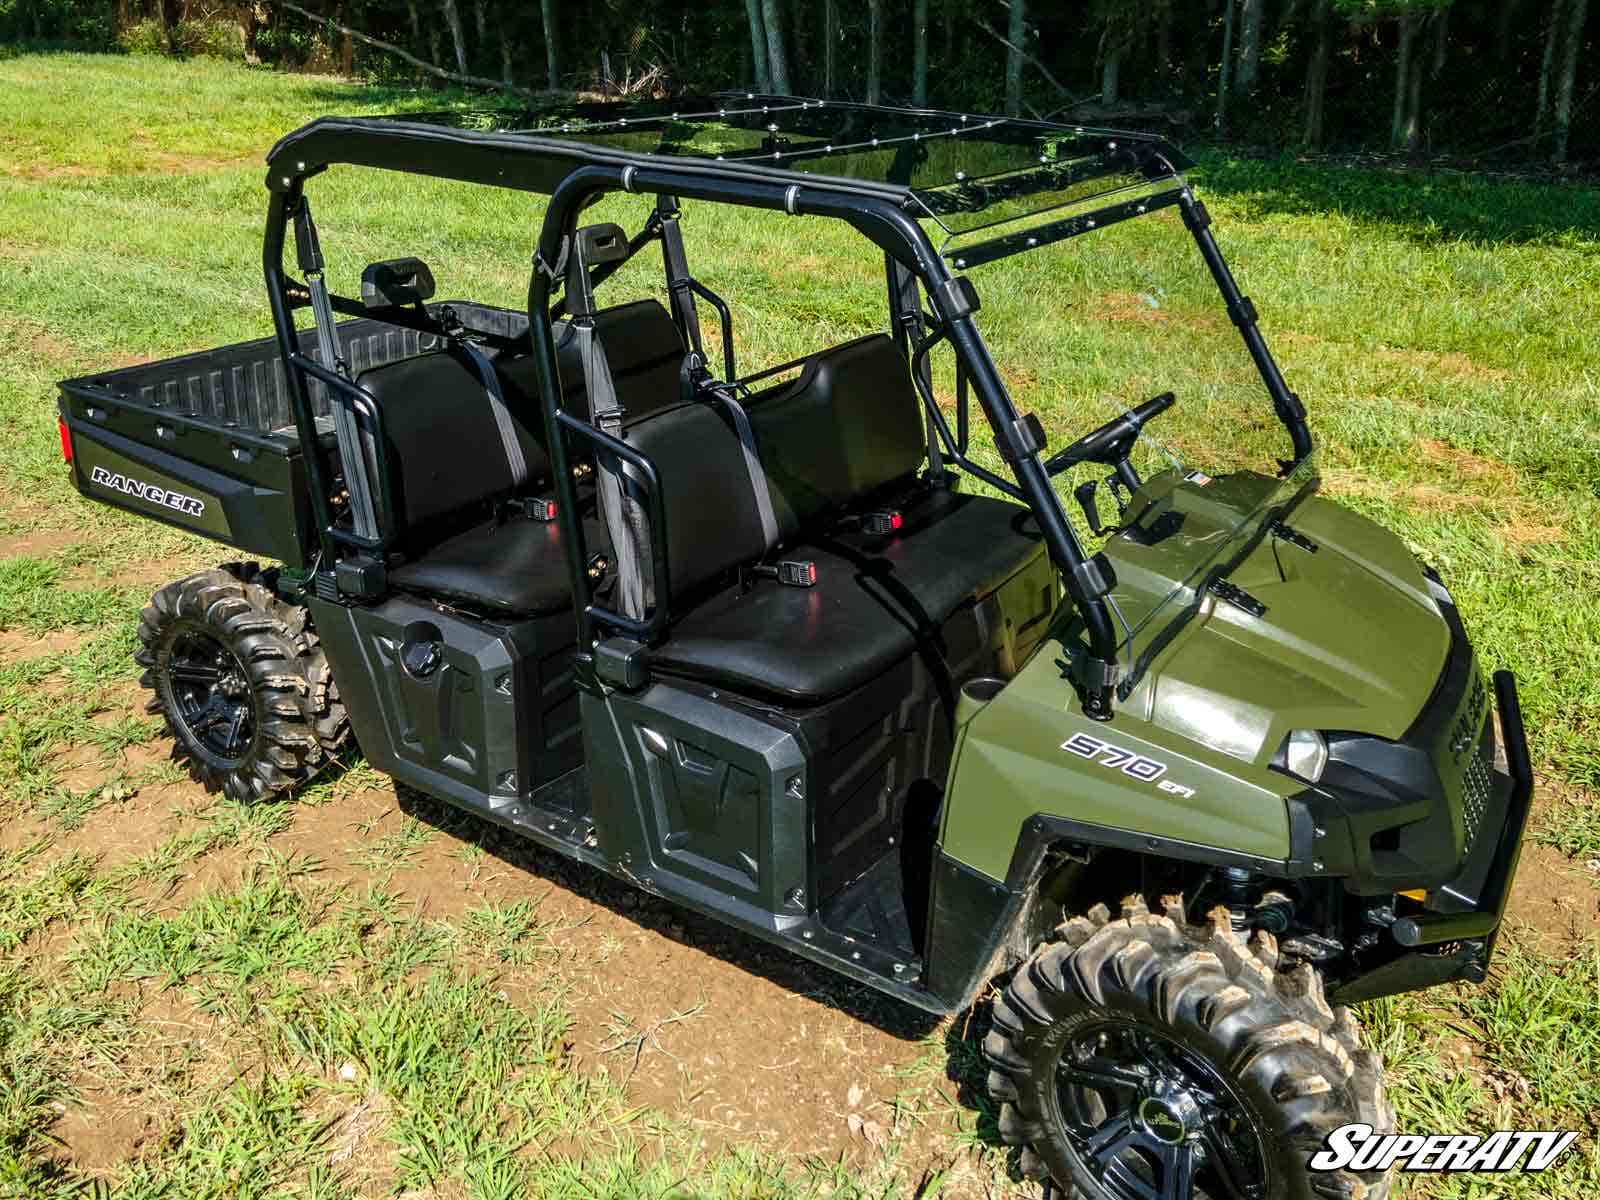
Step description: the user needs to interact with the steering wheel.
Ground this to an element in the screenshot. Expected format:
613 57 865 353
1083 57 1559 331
1044 391 1176 488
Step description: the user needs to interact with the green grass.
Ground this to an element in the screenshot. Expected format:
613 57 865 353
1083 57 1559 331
0 50 1596 1199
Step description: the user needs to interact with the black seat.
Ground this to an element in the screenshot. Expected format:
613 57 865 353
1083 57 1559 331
652 493 1044 703
388 513 609 615
631 336 1046 704
358 299 685 614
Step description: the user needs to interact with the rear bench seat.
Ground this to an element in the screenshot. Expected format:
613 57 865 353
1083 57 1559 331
644 334 1048 703
362 299 683 614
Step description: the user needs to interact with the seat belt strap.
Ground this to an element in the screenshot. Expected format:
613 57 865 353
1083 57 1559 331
455 337 528 489
295 198 379 542
710 383 780 551
574 319 651 620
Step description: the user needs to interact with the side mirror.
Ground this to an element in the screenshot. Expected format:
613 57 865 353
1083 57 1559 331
360 257 436 309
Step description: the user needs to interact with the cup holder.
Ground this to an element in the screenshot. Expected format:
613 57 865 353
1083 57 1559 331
955 676 1007 728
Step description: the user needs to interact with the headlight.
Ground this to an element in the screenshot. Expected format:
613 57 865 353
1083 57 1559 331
1280 729 1329 782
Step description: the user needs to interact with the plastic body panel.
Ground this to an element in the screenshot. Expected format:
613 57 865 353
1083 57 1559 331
57 301 526 569
308 594 582 809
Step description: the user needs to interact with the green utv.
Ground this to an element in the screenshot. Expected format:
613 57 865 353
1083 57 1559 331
58 96 1531 1199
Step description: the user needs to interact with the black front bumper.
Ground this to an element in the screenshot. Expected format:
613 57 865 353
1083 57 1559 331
1328 671 1533 1005
1390 671 1533 950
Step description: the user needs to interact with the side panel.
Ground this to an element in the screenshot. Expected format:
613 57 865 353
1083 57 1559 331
583 684 807 919
66 419 310 565
309 595 583 808
941 630 1295 885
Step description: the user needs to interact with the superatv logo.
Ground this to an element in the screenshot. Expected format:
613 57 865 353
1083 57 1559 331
1310 1123 1579 1174
89 466 206 519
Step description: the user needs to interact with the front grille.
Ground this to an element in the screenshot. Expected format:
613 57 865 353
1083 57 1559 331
1460 733 1493 851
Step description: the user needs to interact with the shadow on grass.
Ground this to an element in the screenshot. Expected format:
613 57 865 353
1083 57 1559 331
1189 149 1600 247
393 782 944 1043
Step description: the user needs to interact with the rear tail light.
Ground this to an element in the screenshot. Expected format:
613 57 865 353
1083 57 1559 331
58 415 72 464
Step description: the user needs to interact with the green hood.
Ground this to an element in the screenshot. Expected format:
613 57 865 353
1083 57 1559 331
1106 474 1450 769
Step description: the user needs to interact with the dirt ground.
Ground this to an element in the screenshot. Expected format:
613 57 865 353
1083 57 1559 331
25 682 1596 1187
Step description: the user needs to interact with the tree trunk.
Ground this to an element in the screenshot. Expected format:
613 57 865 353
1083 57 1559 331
742 0 769 91
1554 0 1589 161
1236 0 1262 94
1102 45 1121 106
472 0 485 69
1005 0 1025 116
1217 0 1236 131
1536 0 1563 136
541 0 559 89
1156 0 1173 78
867 0 882 104
912 0 928 105
1404 16 1425 157
1496 0 1525 61
405 0 424 61
1302 0 1331 148
761 0 790 93
1391 13 1415 150
500 28 513 84
1430 3 1448 77
823 0 836 96
439 0 468 76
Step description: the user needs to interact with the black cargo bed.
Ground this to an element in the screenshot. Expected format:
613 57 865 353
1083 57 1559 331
57 301 527 569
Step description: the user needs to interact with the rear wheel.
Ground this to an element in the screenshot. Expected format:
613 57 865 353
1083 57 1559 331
136 563 349 802
983 896 1394 1200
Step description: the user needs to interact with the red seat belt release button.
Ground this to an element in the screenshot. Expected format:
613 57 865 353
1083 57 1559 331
863 510 903 535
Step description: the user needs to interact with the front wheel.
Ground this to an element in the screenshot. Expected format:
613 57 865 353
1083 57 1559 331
983 896 1394 1200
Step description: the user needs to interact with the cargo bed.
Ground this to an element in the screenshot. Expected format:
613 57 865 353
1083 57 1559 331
57 301 528 569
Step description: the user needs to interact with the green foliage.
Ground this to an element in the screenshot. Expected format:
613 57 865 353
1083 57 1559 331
118 16 167 55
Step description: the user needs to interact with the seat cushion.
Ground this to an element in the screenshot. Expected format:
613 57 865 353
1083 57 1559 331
388 513 608 615
819 490 1048 621
651 491 1046 703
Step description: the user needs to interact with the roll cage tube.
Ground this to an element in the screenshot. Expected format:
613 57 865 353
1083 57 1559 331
528 164 1120 717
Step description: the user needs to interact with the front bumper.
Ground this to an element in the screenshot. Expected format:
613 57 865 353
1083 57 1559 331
1328 672 1532 1005
1390 671 1533 950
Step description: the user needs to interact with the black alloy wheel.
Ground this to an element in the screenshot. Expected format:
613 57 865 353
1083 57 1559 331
983 895 1395 1200
1055 1018 1267 1200
137 563 350 802
163 626 257 764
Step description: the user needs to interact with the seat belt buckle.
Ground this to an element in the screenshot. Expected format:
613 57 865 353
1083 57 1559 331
862 510 904 536
526 496 558 522
750 560 818 588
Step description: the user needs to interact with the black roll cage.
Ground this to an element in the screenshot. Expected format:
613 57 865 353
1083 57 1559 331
260 105 1313 719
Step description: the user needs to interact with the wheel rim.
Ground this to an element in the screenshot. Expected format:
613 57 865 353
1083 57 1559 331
1054 1017 1269 1200
164 627 256 764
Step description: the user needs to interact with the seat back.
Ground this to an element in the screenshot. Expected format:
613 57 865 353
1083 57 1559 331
354 299 687 544
745 334 926 537
620 401 768 605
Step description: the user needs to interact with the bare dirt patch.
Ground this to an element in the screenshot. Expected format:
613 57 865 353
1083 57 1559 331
1375 346 1511 383
262 786 968 1167
0 626 83 661
1416 437 1520 492
1092 290 1170 324
0 528 84 559
1504 839 1600 950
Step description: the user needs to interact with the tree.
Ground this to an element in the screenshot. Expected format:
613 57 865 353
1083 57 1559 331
1005 0 1025 116
1217 0 1237 131
1303 0 1334 147
761 0 790 93
743 0 769 91
439 0 467 76
540 0 558 88
822 0 837 95
912 0 929 106
867 0 882 104
1553 0 1590 161
1236 0 1263 93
